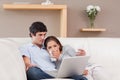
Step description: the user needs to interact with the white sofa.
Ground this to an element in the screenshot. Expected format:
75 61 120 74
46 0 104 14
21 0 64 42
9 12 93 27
0 37 120 80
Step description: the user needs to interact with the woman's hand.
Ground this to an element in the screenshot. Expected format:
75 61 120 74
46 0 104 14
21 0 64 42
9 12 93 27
52 52 60 59
76 49 86 56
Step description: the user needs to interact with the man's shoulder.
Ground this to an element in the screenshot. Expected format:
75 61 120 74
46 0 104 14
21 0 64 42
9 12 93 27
23 43 33 46
20 43 33 48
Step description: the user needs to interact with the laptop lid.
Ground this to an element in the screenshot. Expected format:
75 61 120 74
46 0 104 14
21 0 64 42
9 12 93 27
56 56 90 78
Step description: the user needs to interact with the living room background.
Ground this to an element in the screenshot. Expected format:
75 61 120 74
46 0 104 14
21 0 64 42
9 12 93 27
0 0 120 37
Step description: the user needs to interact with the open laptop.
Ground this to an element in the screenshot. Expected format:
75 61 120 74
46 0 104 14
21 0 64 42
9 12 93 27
47 56 90 78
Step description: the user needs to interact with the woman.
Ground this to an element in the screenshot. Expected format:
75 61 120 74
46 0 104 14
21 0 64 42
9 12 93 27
44 36 88 80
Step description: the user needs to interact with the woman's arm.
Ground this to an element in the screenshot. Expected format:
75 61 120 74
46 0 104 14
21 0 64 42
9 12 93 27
76 49 86 56
62 45 86 57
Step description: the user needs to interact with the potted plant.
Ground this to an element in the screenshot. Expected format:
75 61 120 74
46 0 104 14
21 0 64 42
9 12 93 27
86 5 101 28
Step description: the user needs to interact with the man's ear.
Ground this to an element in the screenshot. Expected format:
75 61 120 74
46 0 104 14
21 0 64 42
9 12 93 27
30 33 34 37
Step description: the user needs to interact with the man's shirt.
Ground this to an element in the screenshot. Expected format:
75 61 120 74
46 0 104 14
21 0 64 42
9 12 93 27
19 43 56 71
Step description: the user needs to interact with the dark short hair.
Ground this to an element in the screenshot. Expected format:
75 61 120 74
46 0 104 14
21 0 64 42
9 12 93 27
44 36 63 51
29 21 47 37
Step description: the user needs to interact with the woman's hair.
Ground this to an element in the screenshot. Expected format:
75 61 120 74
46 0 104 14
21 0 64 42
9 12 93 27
44 36 63 51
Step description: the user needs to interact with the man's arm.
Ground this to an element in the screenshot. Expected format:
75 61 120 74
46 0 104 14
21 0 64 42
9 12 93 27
23 55 36 71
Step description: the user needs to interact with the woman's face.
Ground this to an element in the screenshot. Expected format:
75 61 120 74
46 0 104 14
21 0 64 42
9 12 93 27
47 40 61 58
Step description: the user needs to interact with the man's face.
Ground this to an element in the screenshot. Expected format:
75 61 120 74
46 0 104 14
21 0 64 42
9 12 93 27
31 32 47 46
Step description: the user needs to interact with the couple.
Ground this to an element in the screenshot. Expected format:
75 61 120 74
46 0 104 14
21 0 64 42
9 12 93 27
19 21 109 80
19 21 87 80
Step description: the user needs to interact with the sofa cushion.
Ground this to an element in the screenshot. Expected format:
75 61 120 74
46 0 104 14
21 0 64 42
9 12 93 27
0 39 27 80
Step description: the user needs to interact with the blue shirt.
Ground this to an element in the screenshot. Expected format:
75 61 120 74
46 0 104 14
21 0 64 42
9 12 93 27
19 43 56 71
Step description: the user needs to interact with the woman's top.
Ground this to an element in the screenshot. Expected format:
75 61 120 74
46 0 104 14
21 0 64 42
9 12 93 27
56 45 76 69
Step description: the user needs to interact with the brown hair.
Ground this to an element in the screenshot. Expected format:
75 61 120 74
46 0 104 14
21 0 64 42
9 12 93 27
44 36 63 51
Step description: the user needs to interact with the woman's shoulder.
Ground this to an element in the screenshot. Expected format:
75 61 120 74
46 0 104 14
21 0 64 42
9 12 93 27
62 45 76 57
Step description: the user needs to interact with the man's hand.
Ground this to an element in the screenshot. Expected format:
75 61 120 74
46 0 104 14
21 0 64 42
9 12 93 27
23 56 37 71
26 64 36 71
76 49 86 56
83 70 88 75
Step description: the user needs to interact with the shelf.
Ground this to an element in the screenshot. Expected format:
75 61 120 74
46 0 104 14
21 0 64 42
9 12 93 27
3 4 67 37
3 4 67 10
80 28 106 32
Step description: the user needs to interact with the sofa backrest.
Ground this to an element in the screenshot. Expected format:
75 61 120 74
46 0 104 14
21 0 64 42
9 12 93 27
3 37 120 80
0 38 27 80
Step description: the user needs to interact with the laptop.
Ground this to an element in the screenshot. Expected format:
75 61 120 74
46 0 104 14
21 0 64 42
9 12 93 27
47 56 90 78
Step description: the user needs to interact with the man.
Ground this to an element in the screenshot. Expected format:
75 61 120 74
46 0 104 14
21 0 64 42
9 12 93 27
19 21 87 80
19 22 55 80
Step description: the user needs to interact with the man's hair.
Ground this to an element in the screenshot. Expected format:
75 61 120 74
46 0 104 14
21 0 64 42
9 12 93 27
29 21 47 37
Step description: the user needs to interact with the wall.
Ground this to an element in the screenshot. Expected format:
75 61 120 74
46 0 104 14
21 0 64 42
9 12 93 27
0 0 120 37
